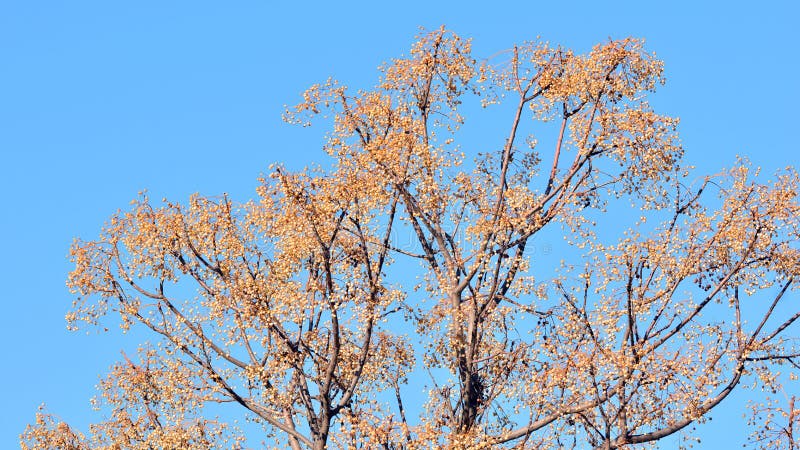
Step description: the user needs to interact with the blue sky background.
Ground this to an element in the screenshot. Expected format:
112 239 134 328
1 1 797 448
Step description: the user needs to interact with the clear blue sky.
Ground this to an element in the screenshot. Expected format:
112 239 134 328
1 1 797 448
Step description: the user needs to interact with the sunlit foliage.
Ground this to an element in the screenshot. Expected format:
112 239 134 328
23 28 799 449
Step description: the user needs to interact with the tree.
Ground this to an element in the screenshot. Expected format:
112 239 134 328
23 27 800 449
